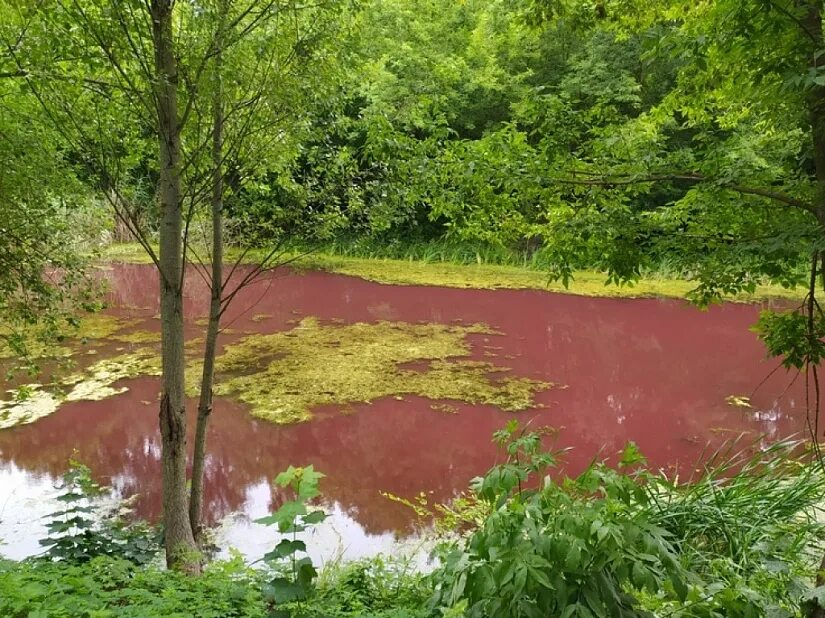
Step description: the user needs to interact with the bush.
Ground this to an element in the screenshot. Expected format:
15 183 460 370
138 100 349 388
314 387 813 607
429 423 825 618
0 556 265 618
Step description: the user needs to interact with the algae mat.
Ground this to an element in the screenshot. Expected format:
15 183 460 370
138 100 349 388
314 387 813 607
0 313 161 430
0 350 161 429
199 317 553 423
2 314 553 428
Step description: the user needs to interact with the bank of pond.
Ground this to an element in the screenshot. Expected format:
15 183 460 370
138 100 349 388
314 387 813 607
0 428 823 618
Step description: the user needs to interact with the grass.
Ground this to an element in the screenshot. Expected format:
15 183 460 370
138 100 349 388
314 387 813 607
646 436 825 570
99 242 805 302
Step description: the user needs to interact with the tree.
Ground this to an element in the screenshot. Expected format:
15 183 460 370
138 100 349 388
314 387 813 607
516 2 825 613
0 4 101 376
3 0 339 569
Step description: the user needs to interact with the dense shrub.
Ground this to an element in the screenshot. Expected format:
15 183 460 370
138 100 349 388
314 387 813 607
429 423 825 618
0 556 265 618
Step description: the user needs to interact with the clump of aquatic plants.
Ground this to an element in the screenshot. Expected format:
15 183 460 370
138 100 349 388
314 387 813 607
197 317 552 423
430 422 825 618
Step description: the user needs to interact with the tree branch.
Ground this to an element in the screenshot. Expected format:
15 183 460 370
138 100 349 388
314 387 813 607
553 172 816 213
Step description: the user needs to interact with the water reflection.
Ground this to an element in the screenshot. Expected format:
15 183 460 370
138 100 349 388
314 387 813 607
0 264 817 561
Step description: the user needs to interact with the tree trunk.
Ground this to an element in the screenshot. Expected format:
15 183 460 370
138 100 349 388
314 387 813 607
189 43 225 541
151 0 199 571
802 1 825 615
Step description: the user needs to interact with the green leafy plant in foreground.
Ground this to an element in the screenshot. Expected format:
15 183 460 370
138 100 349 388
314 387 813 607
0 555 265 618
256 465 328 617
430 422 825 618
431 421 687 618
3 428 824 618
39 459 158 565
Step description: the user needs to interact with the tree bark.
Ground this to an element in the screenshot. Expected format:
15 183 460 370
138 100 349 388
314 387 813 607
151 0 199 571
189 37 225 542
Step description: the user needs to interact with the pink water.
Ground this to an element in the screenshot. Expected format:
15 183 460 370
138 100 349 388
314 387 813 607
0 264 813 559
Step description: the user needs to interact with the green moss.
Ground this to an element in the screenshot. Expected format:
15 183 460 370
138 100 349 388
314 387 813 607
190 317 552 424
100 243 804 301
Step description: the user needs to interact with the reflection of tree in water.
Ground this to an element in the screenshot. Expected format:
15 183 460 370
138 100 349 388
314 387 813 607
0 377 514 535
1 264 815 540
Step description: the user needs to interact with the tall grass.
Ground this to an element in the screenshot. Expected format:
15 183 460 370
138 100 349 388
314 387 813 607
272 235 706 279
294 236 543 268
645 436 825 574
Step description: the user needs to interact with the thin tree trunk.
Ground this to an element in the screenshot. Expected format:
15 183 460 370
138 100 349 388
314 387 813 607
802 1 825 615
189 41 225 542
151 0 199 571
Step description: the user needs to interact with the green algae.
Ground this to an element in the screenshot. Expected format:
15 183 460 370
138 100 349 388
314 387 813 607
0 349 161 429
100 242 804 301
109 330 160 344
0 339 71 361
76 313 159 344
195 317 552 424
2 313 550 429
62 351 161 401
75 314 141 340
0 387 61 429
0 313 157 364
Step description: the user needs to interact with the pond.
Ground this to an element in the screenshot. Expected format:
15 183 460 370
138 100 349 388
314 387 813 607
0 263 812 564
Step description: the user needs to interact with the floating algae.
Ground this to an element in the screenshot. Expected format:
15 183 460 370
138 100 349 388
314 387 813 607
75 314 141 340
0 387 61 429
0 313 156 363
0 349 161 429
200 317 553 424
62 352 161 401
75 313 159 344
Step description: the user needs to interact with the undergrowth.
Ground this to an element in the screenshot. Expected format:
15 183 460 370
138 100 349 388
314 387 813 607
1 426 823 617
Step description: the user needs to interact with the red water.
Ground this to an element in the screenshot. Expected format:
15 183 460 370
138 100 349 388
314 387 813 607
0 264 814 555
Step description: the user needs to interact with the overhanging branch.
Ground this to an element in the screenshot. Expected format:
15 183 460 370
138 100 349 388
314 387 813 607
552 172 816 213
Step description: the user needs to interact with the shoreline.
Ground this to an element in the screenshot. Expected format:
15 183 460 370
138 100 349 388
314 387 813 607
100 243 804 302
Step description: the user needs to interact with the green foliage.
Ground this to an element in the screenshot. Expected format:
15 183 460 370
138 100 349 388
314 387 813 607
256 466 328 616
299 557 431 618
230 0 821 325
754 308 825 369
0 556 265 618
1 435 824 617
431 423 825 618
0 554 435 618
639 437 825 617
39 460 159 566
431 423 687 617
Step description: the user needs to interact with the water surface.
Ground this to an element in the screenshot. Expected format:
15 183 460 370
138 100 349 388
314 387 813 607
0 264 812 561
